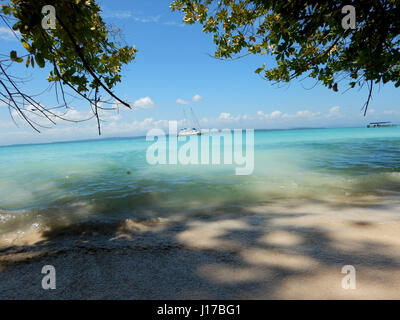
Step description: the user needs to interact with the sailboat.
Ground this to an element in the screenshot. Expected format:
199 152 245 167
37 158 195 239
367 121 395 128
178 107 202 136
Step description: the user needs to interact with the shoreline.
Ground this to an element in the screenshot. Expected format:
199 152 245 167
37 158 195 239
1 199 400 299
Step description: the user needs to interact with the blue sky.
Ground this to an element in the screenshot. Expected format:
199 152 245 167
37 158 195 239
0 0 399 146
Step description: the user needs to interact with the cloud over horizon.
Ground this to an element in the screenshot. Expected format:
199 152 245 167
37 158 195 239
133 97 155 109
1 105 397 146
176 98 189 105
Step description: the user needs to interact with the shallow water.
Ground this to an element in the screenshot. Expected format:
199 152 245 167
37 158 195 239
1 127 400 237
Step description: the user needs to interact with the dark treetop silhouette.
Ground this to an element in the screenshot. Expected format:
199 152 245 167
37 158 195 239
171 0 400 114
0 0 136 134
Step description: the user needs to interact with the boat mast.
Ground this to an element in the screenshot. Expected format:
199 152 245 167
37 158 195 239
190 107 201 130
182 107 189 128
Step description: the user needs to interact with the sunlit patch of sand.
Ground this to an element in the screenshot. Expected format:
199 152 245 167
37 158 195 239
241 248 318 271
176 219 250 250
1 199 400 299
259 230 303 247
198 264 269 284
272 267 400 299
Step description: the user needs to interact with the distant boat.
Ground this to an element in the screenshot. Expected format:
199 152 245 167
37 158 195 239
178 128 201 136
178 107 202 136
367 122 396 128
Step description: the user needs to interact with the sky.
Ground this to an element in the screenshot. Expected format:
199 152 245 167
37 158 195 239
0 0 399 146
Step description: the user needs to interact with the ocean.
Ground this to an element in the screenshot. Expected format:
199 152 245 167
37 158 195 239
1 127 400 240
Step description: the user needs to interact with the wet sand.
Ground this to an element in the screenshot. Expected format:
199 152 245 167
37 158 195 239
1 198 400 299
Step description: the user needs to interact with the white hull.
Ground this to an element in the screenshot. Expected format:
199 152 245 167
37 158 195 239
178 129 201 136
367 122 395 128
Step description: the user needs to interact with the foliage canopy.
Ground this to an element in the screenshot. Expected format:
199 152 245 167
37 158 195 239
171 0 400 113
0 0 136 133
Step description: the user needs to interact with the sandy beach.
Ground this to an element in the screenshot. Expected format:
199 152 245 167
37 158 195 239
1 197 400 299
1 0 399 304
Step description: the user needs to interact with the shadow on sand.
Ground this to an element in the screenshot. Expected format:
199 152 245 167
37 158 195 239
1 192 400 299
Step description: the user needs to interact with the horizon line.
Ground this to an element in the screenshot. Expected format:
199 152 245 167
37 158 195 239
0 125 374 148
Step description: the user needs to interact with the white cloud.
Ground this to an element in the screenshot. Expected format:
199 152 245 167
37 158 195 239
6 105 398 146
176 98 189 105
192 94 203 102
133 97 155 109
0 27 19 40
59 108 92 121
270 110 282 118
102 10 132 19
164 21 185 27
328 106 341 118
219 112 232 120
10 106 107 127
383 110 400 115
282 110 321 119
133 15 161 23
329 106 340 114
257 110 282 119
296 110 321 118
102 9 162 22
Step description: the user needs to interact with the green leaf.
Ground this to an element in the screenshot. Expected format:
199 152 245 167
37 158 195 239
255 63 266 74
1 6 12 15
10 50 23 63
171 0 399 96
22 41 32 53
35 55 45 68
10 50 17 60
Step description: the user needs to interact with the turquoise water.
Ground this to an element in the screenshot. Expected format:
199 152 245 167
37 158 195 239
1 127 400 235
